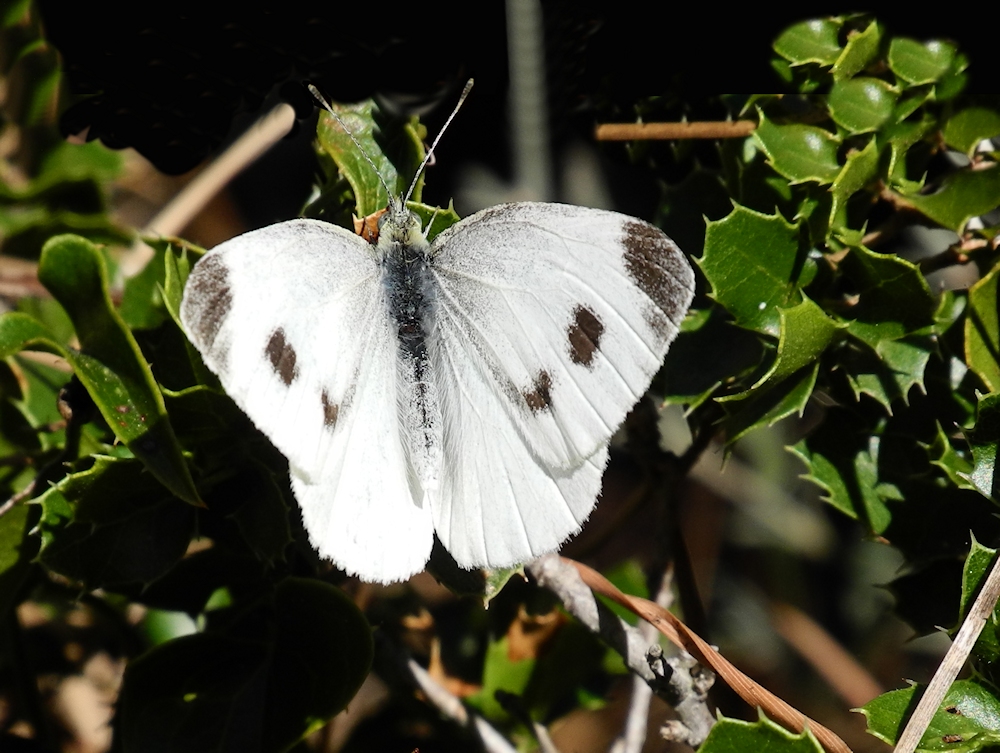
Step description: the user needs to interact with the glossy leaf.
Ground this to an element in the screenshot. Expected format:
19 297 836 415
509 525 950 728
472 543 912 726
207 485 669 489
314 100 424 219
751 296 842 391
36 235 200 505
888 38 958 85
831 19 881 81
721 362 818 444
861 680 1000 750
963 392 1000 501
753 112 841 185
830 137 880 231
966 261 1000 392
905 165 1000 233
960 538 1000 665
699 713 824 752
944 108 1000 157
842 334 934 411
700 204 804 337
828 77 897 133
0 311 67 359
772 18 843 66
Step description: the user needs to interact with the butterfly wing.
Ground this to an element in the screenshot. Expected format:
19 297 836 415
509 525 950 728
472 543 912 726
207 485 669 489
180 218 434 582
428 202 694 567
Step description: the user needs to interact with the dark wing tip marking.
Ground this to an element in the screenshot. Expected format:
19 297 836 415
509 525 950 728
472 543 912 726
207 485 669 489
567 305 604 367
621 220 692 334
321 390 339 428
185 254 232 348
265 328 298 386
523 370 553 413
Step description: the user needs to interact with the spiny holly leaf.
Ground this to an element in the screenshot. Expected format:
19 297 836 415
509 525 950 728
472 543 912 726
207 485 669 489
772 18 843 66
35 455 195 588
841 334 934 412
790 411 898 532
960 538 1000 665
888 38 958 86
720 362 818 444
700 204 805 337
313 99 424 221
36 235 201 506
698 712 824 752
884 113 937 192
831 19 881 81
962 392 1000 501
742 296 842 393
944 108 1000 157
927 422 976 491
830 137 880 232
119 578 372 753
966 260 1000 392
861 679 1000 751
841 244 937 343
753 112 841 185
904 165 1000 233
828 78 898 133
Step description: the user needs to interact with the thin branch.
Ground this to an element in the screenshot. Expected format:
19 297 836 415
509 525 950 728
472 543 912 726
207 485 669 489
893 549 1000 753
595 121 756 141
567 557 853 753
527 554 715 748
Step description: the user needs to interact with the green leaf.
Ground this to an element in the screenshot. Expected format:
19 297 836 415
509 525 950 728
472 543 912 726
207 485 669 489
828 77 897 133
772 18 843 66
860 680 1000 750
960 538 1000 665
842 334 934 411
904 165 1000 233
35 456 195 588
840 244 937 342
966 261 1000 392
748 296 842 392
790 411 896 532
37 235 200 506
313 99 424 220
0 311 68 359
831 19 882 81
830 137 880 231
963 392 1000 501
699 205 804 337
888 38 958 86
120 578 372 753
753 112 841 185
721 362 818 444
466 635 537 720
944 108 1000 157
483 567 524 606
928 422 976 491
698 712 824 752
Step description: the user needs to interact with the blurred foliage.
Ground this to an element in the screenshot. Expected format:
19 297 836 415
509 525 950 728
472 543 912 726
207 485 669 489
1 7 1000 753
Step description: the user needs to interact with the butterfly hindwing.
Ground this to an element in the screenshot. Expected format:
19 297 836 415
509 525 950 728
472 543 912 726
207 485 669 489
428 202 695 473
180 218 434 582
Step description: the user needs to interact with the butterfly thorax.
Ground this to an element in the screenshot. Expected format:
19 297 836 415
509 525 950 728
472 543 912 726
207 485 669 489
379 204 442 500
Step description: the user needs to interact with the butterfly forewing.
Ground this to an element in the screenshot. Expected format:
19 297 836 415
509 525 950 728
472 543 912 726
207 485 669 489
180 218 434 582
428 202 695 473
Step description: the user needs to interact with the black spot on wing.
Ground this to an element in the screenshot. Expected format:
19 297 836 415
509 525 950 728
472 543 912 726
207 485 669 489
567 305 604 366
523 371 553 413
621 220 692 335
185 254 232 348
265 328 298 386
321 390 339 428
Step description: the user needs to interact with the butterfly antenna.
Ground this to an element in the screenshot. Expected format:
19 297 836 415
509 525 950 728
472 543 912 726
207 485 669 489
307 83 395 204
403 79 474 205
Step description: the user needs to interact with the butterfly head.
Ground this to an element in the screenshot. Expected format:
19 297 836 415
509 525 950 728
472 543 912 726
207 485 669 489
377 195 425 247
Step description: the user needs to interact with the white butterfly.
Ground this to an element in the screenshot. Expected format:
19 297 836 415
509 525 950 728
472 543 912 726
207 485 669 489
179 91 694 584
